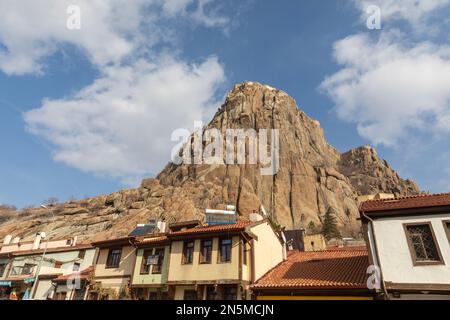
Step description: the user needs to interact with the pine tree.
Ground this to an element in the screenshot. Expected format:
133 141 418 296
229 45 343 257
321 207 341 240
307 221 318 234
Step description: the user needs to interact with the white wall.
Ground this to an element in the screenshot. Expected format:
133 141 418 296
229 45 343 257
372 214 450 284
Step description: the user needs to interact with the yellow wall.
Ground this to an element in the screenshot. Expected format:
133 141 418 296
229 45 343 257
251 222 284 281
174 285 196 300
303 234 327 252
94 245 136 289
168 237 240 282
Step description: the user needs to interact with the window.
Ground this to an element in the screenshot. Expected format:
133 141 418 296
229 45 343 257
182 241 194 264
404 223 443 265
206 286 217 300
140 249 153 274
219 238 232 263
73 262 81 272
106 248 122 268
55 291 67 300
223 286 237 300
21 263 35 275
152 248 165 274
444 221 450 244
54 261 63 269
0 264 6 277
200 239 212 264
78 250 86 260
183 290 198 300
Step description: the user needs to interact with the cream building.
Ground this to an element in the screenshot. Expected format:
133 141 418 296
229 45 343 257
89 237 137 300
167 219 284 300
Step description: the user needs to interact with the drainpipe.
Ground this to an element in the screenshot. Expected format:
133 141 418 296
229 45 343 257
361 211 390 300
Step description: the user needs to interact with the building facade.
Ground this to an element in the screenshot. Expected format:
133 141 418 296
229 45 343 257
166 219 284 300
360 193 450 300
89 237 136 300
0 235 94 300
130 235 170 300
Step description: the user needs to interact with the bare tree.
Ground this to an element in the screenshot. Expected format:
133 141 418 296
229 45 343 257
43 197 59 206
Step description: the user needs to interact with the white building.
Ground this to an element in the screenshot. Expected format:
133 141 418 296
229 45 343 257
360 193 450 300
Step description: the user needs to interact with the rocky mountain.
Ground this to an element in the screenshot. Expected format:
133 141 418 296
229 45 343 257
0 82 420 242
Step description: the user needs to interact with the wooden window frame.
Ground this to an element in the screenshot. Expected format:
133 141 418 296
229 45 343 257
183 290 198 300
182 241 195 265
443 220 450 245
403 222 444 266
140 249 153 274
105 247 122 269
78 249 86 260
151 248 165 274
218 238 232 264
0 263 6 277
21 263 35 275
199 239 213 264
73 262 81 272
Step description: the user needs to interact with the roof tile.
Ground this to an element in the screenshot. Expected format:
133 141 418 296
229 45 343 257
252 249 370 290
360 192 450 213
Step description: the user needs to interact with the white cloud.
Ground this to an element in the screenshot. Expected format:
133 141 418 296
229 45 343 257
24 55 225 182
320 32 450 146
0 0 231 183
354 0 450 28
0 0 229 75
0 0 148 75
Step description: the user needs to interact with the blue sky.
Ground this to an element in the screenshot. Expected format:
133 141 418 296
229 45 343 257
1 0 450 208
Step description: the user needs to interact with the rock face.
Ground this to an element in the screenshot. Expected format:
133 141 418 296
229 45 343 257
0 82 421 242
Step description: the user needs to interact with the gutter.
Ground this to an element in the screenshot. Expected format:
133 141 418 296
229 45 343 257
361 211 390 300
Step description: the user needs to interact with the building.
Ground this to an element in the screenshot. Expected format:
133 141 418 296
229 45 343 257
360 193 450 300
0 234 95 300
252 248 373 300
88 236 137 300
303 233 327 252
166 219 284 300
130 235 170 300
52 266 94 300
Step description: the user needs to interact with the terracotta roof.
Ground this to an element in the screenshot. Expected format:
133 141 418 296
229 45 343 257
252 249 370 290
360 192 450 213
10 244 93 257
91 236 134 247
168 220 259 237
135 235 169 246
53 266 94 283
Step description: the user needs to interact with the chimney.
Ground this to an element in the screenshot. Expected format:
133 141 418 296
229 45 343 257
32 233 42 250
157 221 167 233
12 236 20 244
3 235 12 245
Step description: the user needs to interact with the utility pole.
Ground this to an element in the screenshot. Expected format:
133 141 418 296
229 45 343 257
29 205 55 300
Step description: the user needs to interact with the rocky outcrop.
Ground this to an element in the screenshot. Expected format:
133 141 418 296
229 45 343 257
339 145 420 196
0 82 421 242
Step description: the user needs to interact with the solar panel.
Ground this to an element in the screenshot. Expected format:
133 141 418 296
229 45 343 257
128 223 157 237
